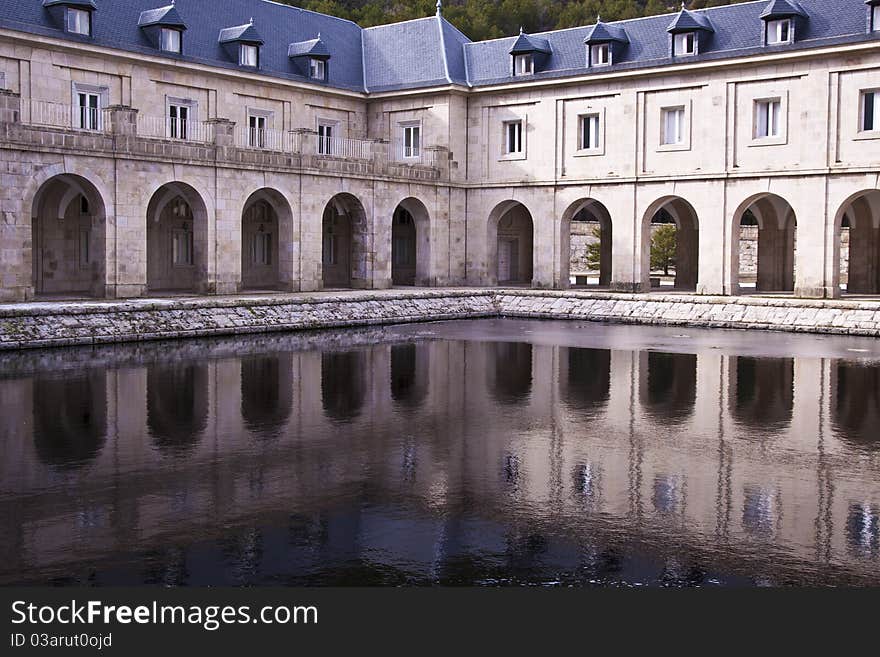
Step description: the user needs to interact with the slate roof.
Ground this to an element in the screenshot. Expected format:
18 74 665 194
509 31 551 54
42 0 96 8
584 20 629 44
667 8 715 33
0 0 877 94
287 37 329 59
138 5 187 29
760 0 808 19
219 22 263 45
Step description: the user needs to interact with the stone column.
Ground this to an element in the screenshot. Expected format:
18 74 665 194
208 118 236 149
0 89 21 124
106 105 138 137
425 146 450 181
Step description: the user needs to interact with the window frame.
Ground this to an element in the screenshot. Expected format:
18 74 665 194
66 8 91 36
239 43 259 68
660 105 687 148
673 32 696 57
576 111 603 155
874 5 880 32
753 97 782 140
513 54 534 77
316 119 338 155
160 27 182 54
589 43 610 68
766 18 793 45
309 58 326 81
502 119 525 158
400 121 422 159
71 82 108 132
247 109 273 149
859 89 880 134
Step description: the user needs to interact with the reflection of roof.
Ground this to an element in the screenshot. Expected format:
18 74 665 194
0 0 873 93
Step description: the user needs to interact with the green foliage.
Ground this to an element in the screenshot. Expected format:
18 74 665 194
283 1 752 41
651 224 677 276
585 225 602 271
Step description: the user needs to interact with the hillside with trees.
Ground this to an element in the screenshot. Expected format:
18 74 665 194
284 1 755 41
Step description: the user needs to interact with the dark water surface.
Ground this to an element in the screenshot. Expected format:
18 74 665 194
1 319 879 587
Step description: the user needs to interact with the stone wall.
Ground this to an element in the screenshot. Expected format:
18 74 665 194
4 288 880 350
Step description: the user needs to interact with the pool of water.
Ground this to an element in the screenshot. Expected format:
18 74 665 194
1 318 879 587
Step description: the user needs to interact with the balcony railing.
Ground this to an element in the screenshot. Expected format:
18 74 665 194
390 144 436 167
235 126 300 152
136 115 215 143
24 100 111 133
314 135 374 160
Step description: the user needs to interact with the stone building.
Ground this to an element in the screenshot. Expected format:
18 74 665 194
0 0 879 302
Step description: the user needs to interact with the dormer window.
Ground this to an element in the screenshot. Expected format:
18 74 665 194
590 44 610 67
240 43 258 67
674 32 696 56
160 27 181 53
873 4 880 32
66 7 90 35
310 58 326 81
766 18 792 44
513 54 533 76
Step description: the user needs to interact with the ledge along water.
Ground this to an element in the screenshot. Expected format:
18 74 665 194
1 318 879 586
4 289 880 350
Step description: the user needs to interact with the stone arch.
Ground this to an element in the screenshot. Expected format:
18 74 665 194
487 201 534 286
641 196 699 291
31 173 109 297
321 193 370 289
561 198 613 288
241 354 293 439
391 197 431 286
731 193 797 294
240 188 293 291
834 189 880 295
147 362 208 456
728 356 794 434
146 182 210 293
639 351 697 425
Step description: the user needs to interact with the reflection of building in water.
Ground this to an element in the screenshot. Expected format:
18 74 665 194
832 362 880 449
1 334 880 584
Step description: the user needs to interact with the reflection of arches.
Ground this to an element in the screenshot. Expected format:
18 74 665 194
835 190 880 295
487 342 533 405
31 174 108 297
322 193 369 289
732 194 797 294
561 199 612 288
241 354 293 439
147 363 208 455
728 357 794 433
146 182 210 292
487 201 534 285
642 197 699 291
846 503 879 558
560 347 611 415
639 351 696 424
390 343 428 409
33 372 107 469
392 198 431 286
321 351 367 423
831 361 880 449
241 189 293 291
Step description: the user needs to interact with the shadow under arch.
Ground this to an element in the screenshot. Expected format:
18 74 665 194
392 197 431 286
559 347 611 416
146 182 210 293
728 356 794 434
487 201 534 286
31 173 108 298
731 193 797 294
390 343 429 410
831 360 880 450
241 188 294 291
561 198 613 288
147 362 209 455
487 341 533 405
32 371 107 470
834 189 880 296
641 196 699 291
322 193 370 289
639 351 696 425
241 353 293 440
321 350 367 423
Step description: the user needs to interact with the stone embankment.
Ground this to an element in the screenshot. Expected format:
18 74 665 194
3 289 880 350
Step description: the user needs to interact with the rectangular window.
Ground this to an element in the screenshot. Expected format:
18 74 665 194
513 54 533 76
767 19 792 45
862 90 879 132
252 232 272 266
248 114 267 148
504 120 523 154
66 8 90 36
310 58 326 81
590 44 610 67
240 44 258 67
662 106 685 145
76 91 101 131
674 32 696 56
160 28 181 53
874 5 880 32
168 103 189 140
402 124 421 158
317 122 334 154
172 229 193 266
78 229 90 268
580 114 600 150
755 98 781 138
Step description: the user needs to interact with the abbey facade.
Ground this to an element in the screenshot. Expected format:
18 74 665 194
1 0 879 303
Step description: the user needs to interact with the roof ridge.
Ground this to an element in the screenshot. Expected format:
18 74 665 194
256 0 363 30
436 14 453 85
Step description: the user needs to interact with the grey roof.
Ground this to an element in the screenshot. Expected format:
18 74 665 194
667 8 715 33
0 0 878 94
584 20 629 45
760 0 808 19
288 37 330 59
42 0 96 8
138 5 187 29
509 31 552 54
219 21 263 45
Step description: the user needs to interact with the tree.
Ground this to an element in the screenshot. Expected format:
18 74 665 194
584 225 602 271
651 224 677 276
